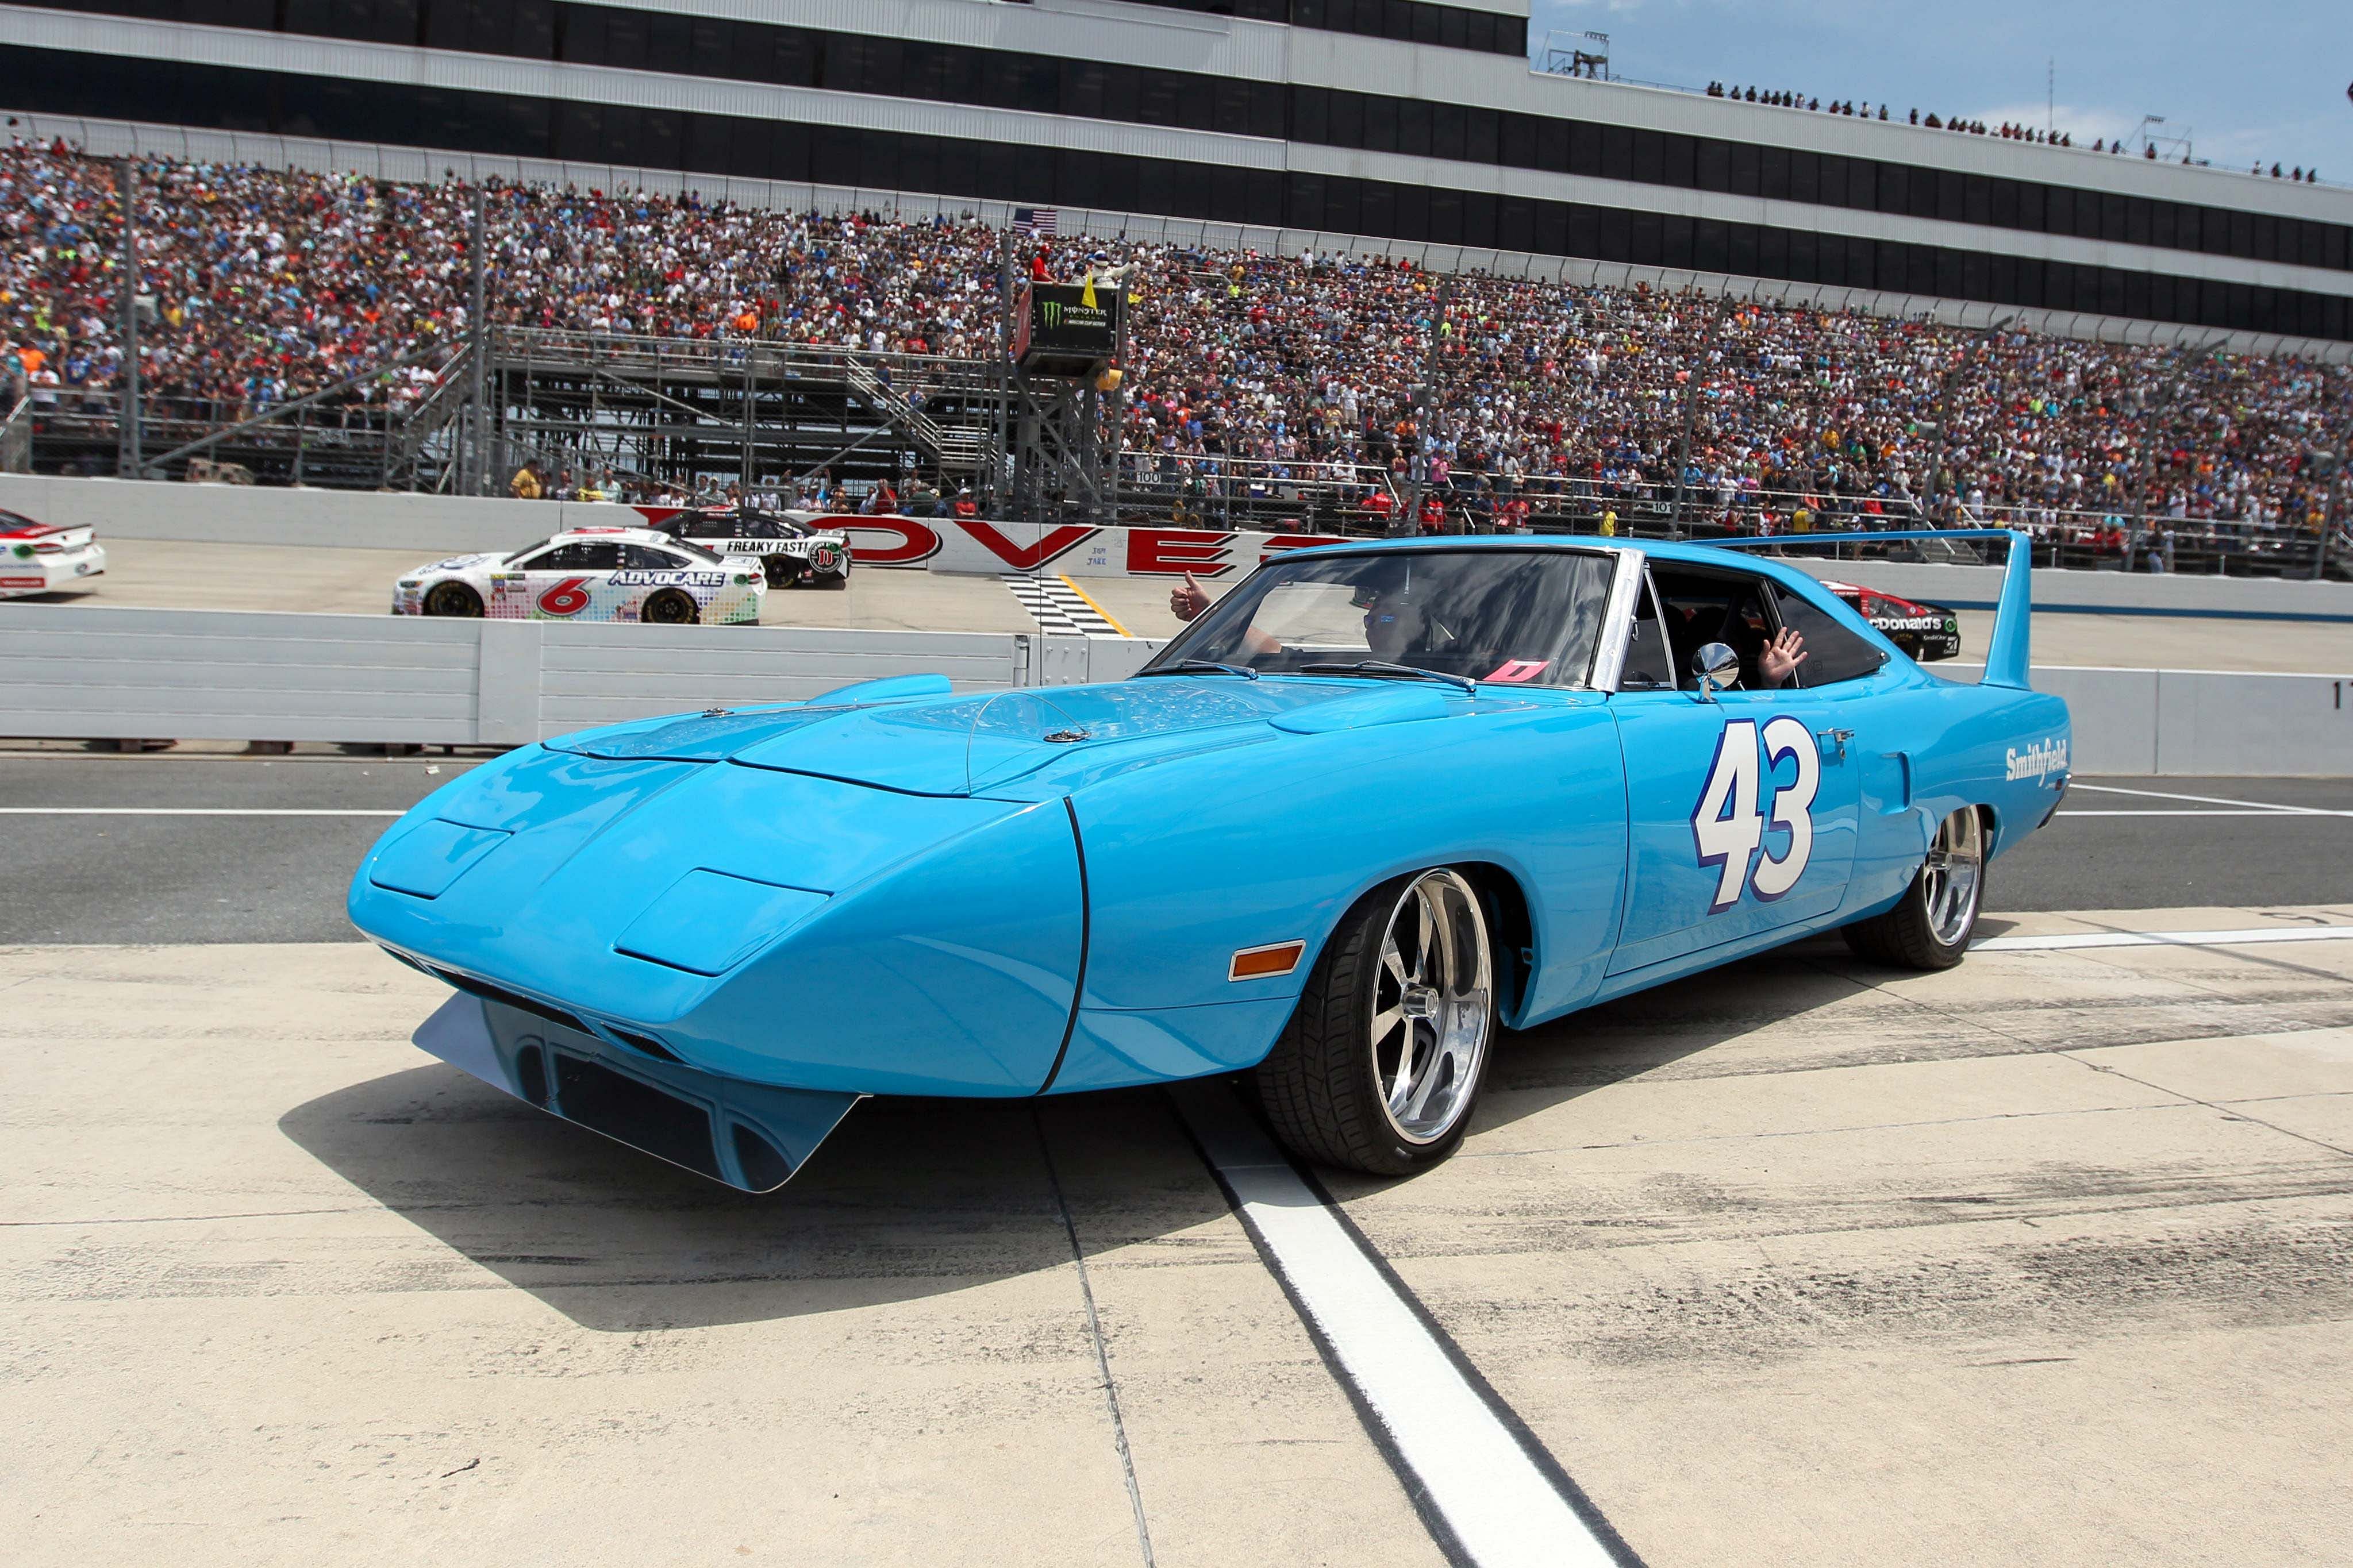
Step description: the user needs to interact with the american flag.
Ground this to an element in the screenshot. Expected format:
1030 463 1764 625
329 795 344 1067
1012 206 1059 236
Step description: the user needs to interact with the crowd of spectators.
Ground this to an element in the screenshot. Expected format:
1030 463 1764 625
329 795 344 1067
1697 84 2324 179
1 140 2346 564
1116 246 2349 563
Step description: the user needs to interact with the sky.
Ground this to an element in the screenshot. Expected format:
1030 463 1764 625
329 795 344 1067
1527 0 2353 180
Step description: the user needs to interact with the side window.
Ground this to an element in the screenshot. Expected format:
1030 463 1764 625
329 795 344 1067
1771 584 1887 687
1651 566 1779 691
1618 575 1676 690
537 542 623 572
621 544 686 569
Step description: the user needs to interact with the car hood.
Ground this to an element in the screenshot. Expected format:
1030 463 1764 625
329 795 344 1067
544 677 1473 796
407 552 505 577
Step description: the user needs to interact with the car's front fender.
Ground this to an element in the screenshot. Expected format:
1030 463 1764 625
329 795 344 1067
1048 694 1628 1088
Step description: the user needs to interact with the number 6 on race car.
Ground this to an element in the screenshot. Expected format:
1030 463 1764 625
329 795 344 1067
537 576 591 617
1692 717 1819 912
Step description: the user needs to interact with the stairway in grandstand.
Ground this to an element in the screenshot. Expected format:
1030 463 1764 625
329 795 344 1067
841 359 995 478
471 329 1004 495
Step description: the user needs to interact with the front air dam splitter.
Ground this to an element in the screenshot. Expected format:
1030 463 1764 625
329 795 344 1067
414 993 862 1192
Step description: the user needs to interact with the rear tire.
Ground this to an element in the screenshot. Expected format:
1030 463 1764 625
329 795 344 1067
1252 868 1495 1177
643 590 698 625
422 582 482 618
1842 807 1985 970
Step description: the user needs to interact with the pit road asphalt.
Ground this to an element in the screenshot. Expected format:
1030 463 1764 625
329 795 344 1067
7 754 2353 1568
0 754 2346 943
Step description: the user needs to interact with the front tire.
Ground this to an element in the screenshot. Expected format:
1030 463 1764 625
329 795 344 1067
422 582 482 618
1843 807 1985 969
1253 868 1495 1176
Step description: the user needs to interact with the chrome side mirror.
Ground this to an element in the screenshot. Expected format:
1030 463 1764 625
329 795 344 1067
1691 642 1741 698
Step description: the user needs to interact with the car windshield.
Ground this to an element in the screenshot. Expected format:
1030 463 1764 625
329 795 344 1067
667 538 729 564
1144 548 1619 689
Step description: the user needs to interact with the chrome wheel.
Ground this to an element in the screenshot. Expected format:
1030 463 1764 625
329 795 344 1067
1368 869 1493 1145
1923 808 1984 947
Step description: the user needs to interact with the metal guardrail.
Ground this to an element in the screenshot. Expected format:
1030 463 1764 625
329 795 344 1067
1472 483 2349 581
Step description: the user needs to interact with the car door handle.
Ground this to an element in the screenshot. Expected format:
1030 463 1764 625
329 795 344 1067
1817 727 1855 762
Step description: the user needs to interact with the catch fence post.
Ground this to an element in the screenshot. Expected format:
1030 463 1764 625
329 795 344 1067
116 157 142 478
467 186 491 497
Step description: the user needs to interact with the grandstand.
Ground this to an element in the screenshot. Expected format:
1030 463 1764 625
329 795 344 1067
0 1 2347 571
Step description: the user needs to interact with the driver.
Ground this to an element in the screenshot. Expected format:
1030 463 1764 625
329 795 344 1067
1168 566 1428 661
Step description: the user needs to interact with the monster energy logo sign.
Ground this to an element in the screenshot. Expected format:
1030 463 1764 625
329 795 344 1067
1023 282 1119 366
1039 299 1106 332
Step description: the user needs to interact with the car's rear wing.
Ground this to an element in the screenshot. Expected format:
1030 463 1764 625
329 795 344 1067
1701 527 2033 689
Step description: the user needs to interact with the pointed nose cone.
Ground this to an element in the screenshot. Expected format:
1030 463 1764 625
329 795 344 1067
350 737 1088 1098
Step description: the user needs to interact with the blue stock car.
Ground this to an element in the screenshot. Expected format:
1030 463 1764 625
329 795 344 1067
349 530 2070 1187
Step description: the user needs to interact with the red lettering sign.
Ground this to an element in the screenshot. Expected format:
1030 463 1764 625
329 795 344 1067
1127 529 1236 576
843 519 942 567
958 521 1101 571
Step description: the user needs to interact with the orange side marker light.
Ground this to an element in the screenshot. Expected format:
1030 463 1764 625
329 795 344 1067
1229 941 1307 981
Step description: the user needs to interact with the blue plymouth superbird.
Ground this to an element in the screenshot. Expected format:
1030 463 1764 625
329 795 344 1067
350 531 2069 1186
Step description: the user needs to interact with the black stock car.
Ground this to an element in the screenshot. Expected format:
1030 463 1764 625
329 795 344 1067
1823 580 1962 661
655 507 853 589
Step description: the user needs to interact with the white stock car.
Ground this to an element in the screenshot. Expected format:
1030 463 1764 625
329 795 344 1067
391 527 765 625
0 511 106 599
652 506 853 590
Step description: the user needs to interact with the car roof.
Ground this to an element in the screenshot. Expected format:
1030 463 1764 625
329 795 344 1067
1270 533 1841 592
533 526 676 546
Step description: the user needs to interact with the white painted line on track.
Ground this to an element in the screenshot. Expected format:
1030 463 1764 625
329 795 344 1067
2059 810 2351 817
2068 784 2351 816
1975 925 2353 952
1174 1083 1636 1568
0 807 405 816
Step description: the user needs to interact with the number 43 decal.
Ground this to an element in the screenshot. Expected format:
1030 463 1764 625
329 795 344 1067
1692 718 1820 912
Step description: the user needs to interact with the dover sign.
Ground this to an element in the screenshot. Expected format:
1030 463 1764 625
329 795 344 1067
809 517 1349 578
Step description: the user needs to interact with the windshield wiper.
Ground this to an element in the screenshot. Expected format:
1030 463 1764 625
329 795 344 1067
1135 660 1260 681
1298 661 1477 694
